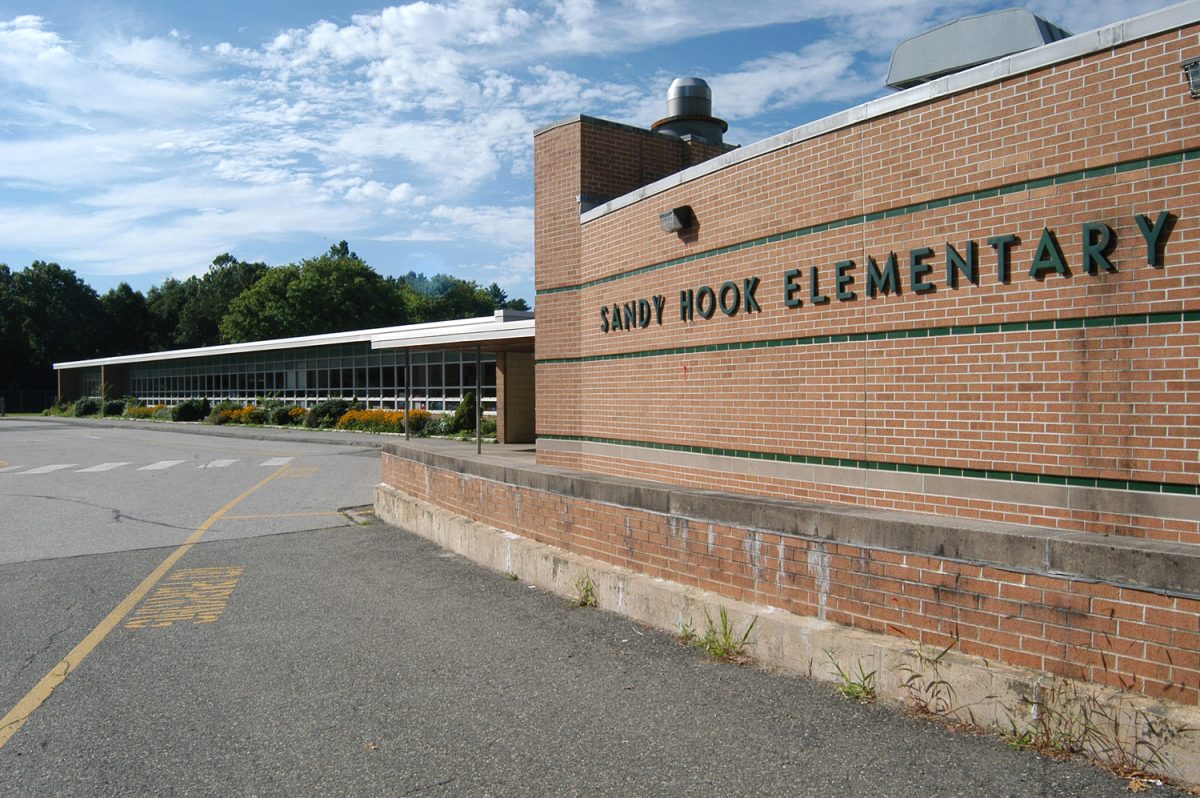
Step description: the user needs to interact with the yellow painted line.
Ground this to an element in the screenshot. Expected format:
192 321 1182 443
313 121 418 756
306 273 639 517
0 464 290 749
222 511 344 520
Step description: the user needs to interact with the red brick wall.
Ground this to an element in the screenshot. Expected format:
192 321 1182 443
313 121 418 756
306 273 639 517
534 24 1200 541
535 117 732 437
382 450 1200 706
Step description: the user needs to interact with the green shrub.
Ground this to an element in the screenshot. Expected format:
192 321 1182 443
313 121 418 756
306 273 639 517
46 398 74 416
304 399 353 428
480 417 497 436
267 404 292 425
424 413 453 436
449 391 475 432
103 399 125 416
403 408 432 434
238 405 268 424
171 398 208 422
206 400 240 425
153 405 173 420
74 397 100 417
259 399 300 426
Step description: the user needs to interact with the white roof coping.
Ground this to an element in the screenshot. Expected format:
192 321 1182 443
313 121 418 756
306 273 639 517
54 309 535 370
370 318 535 350
580 0 1200 224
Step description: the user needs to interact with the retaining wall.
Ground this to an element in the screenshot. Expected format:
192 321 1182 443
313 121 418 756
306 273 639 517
376 440 1200 783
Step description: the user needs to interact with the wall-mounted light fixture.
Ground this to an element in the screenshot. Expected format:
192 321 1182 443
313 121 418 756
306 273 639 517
659 205 695 234
1182 58 1200 98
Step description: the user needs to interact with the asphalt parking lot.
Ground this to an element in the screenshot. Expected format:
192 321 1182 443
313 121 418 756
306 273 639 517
0 418 1166 796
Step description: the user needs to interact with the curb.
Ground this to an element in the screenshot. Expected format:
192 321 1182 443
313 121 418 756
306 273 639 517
375 481 1200 788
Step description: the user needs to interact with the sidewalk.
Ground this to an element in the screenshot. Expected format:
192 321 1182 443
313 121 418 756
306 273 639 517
1 414 536 459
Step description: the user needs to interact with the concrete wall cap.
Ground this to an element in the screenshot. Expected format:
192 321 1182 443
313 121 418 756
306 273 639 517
382 440 1200 597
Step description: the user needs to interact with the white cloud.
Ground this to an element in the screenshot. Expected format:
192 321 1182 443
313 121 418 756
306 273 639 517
339 178 427 205
475 250 534 287
373 228 455 242
0 17 224 124
708 45 876 119
0 176 363 277
100 35 207 76
331 121 507 194
430 204 534 250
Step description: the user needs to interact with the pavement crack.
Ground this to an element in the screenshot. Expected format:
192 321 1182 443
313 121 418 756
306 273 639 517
398 777 458 796
17 623 71 675
0 493 191 532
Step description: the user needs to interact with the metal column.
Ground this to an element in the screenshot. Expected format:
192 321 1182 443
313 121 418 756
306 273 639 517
404 349 411 440
475 345 482 455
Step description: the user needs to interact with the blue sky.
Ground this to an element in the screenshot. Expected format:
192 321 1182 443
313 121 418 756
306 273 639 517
0 0 1175 305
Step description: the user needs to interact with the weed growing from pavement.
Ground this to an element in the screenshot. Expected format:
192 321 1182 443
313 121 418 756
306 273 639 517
887 627 1191 789
678 618 698 645
505 571 519 581
573 571 598 607
678 606 757 664
1002 678 1193 786
899 638 959 718
826 652 877 703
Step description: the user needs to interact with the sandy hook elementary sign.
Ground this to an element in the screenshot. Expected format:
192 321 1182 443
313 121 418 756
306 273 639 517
599 212 1174 333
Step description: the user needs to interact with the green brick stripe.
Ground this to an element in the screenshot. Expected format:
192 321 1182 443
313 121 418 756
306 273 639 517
536 146 1200 297
537 309 1200 365
540 434 1200 496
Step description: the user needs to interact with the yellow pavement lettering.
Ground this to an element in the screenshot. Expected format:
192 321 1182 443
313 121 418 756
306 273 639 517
0 464 290 750
124 566 246 629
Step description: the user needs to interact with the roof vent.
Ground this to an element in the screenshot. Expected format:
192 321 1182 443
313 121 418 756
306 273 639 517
887 8 1071 90
651 77 728 145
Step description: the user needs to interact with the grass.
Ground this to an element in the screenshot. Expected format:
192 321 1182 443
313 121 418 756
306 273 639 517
573 571 598 607
827 652 877 703
899 637 958 717
679 606 757 664
1002 679 1193 782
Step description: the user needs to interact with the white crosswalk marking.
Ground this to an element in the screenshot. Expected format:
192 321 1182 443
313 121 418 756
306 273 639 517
199 459 239 469
0 465 25 473
259 457 293 467
76 462 131 473
19 464 78 474
138 460 185 471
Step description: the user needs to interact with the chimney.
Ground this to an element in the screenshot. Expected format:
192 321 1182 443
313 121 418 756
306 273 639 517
651 77 728 146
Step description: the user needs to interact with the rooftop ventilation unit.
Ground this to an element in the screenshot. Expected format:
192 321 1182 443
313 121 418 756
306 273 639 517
887 8 1071 90
651 77 728 146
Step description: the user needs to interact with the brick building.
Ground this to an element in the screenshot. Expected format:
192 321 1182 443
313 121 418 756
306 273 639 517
380 2 1200 760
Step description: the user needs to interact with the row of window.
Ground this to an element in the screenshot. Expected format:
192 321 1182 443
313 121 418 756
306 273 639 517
78 347 499 414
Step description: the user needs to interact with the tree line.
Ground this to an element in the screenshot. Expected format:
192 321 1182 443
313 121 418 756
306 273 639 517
0 242 528 393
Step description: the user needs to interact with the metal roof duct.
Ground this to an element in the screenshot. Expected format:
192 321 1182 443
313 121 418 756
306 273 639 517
651 77 728 145
887 8 1071 90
